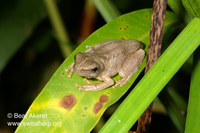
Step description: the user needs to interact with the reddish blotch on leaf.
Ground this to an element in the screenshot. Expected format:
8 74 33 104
59 95 76 110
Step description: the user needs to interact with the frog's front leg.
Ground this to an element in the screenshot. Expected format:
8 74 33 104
113 49 145 88
65 62 74 77
76 75 114 91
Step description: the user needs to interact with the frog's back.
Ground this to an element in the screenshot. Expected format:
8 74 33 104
92 39 142 55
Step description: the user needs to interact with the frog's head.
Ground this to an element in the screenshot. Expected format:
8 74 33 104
73 52 104 78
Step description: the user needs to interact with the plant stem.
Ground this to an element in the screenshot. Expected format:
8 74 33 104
43 0 72 58
92 0 121 22
136 0 167 132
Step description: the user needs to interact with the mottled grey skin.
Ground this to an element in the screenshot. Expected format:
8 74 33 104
66 39 145 91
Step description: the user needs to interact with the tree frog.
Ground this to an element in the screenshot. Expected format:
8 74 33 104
66 39 145 91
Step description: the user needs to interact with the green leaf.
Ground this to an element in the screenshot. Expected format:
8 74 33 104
185 47 200 133
15 9 181 133
99 18 200 133
168 0 193 24
182 0 200 18
0 0 47 74
168 0 184 15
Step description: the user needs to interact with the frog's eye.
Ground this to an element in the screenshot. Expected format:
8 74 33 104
91 67 98 72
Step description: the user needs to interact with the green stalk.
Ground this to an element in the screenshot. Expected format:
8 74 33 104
182 0 200 18
92 0 121 22
159 88 186 132
43 0 72 57
99 18 200 133
185 47 200 133
167 0 192 24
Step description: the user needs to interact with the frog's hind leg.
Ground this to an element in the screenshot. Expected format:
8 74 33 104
113 49 145 88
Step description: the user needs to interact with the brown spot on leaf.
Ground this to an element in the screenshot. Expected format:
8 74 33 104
59 95 76 110
93 102 102 114
84 107 87 110
93 95 109 114
99 95 109 103
121 38 125 40
126 26 129 28
126 35 128 38
119 27 122 30
121 19 124 21
124 28 126 30
62 72 65 75
82 114 86 117
145 15 148 18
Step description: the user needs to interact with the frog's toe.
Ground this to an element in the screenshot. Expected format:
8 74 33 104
75 83 86 91
79 87 85 91
112 83 118 88
65 68 69 72
67 74 71 78
83 78 93 84
75 83 80 88
113 77 129 88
